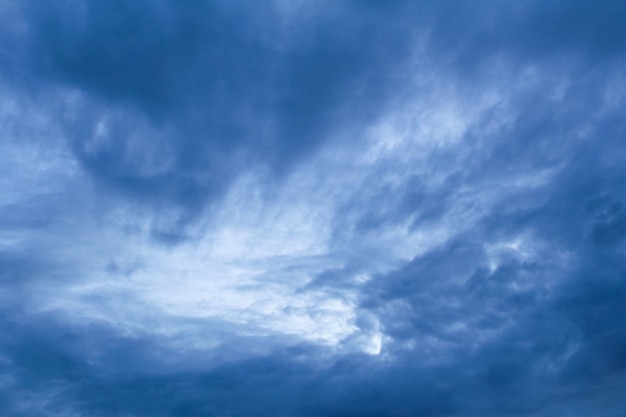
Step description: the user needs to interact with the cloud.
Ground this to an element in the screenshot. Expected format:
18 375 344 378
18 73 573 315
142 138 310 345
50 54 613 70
2 0 422 233
0 1 625 416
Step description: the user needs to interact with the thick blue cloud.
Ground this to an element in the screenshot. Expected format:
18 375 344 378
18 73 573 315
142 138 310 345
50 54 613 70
3 1 418 231
1 1 626 416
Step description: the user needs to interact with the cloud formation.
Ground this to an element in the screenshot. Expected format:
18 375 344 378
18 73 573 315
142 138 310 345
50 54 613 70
1 1 625 416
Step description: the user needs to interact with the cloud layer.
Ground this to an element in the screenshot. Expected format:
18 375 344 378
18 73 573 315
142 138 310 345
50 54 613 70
1 1 626 416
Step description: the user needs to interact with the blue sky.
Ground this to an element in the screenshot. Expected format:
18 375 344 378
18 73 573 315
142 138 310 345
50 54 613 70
1 1 626 416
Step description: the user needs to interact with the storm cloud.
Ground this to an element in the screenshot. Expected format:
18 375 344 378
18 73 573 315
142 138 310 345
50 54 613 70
1 1 625 416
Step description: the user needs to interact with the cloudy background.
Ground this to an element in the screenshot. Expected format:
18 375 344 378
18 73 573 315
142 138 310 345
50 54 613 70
1 1 626 416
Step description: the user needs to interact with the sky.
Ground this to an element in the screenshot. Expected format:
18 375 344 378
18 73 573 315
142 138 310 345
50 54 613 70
1 1 626 416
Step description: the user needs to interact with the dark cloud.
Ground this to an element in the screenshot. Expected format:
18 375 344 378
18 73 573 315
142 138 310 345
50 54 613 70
2 1 418 229
346 83 626 417
3 1 623 227
1 1 626 416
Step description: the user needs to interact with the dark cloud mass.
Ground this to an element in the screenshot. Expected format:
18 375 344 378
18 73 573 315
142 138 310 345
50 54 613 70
6 0 415 226
1 1 626 416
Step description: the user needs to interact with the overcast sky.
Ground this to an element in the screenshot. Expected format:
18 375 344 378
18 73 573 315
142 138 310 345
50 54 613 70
1 1 626 416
